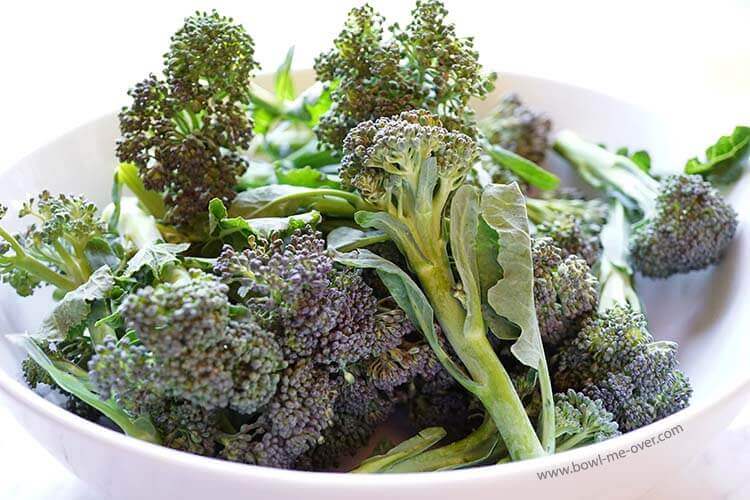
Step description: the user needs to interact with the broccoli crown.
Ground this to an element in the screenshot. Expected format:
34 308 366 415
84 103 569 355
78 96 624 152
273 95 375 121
314 0 494 150
341 109 477 209
117 11 257 226
97 271 285 415
630 174 738 278
215 228 382 367
0 192 108 295
301 377 396 470
365 339 441 392
146 398 221 457
532 237 598 347
480 93 552 165
554 389 620 451
553 306 692 431
221 360 340 468
535 216 602 267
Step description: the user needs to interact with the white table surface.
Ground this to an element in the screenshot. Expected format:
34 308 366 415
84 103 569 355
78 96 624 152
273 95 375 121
1 1 749 498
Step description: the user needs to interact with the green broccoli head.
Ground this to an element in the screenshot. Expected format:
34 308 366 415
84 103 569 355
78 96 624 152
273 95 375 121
96 270 285 415
532 237 598 347
0 192 108 295
554 389 620 451
630 174 738 278
480 93 552 165
164 10 259 104
315 0 494 150
535 215 603 266
341 109 477 214
554 131 738 278
117 11 257 227
553 306 692 431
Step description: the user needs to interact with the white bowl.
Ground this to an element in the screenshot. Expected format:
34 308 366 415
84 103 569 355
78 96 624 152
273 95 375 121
0 71 748 500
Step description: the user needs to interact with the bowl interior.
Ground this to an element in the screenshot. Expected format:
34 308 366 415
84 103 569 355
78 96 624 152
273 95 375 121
0 71 748 410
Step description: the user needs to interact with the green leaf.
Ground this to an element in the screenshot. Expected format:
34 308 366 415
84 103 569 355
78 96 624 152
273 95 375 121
482 143 560 190
39 267 114 340
237 160 278 190
480 183 555 452
479 184 543 368
449 186 483 332
334 249 474 390
10 334 160 443
84 237 120 272
685 125 750 185
352 427 447 473
275 165 339 188
123 243 190 279
326 227 388 252
230 185 367 218
274 47 296 101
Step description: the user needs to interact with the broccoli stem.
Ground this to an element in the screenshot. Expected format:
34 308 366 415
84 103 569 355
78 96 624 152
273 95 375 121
387 417 505 472
597 200 641 312
399 222 545 461
116 163 167 219
249 189 372 218
554 131 660 218
0 226 77 291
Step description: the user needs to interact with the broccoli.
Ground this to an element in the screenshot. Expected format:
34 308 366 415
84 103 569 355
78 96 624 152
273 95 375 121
554 130 738 277
0 192 110 295
117 11 258 227
91 270 285 416
526 195 607 266
407 368 478 441
341 109 548 460
553 389 620 452
480 93 553 166
553 306 691 432
532 237 599 347
314 0 495 150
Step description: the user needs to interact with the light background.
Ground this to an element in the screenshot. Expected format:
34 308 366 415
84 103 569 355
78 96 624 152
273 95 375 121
0 1 749 498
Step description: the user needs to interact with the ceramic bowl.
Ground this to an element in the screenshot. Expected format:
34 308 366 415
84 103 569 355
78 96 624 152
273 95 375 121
0 71 748 500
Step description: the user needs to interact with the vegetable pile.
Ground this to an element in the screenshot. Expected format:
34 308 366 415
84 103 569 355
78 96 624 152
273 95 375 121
3 3 748 472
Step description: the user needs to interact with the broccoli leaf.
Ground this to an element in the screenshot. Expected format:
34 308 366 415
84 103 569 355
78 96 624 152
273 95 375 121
274 46 296 100
230 185 367 218
326 227 388 252
685 125 750 184
39 266 114 339
123 242 190 279
274 165 339 188
449 186 484 333
334 248 475 391
482 142 560 190
9 334 160 443
352 427 447 473
480 183 555 452
616 147 651 173
480 184 543 368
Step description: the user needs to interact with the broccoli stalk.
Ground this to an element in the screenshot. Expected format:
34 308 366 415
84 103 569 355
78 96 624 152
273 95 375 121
341 110 545 460
0 193 110 295
554 130 737 277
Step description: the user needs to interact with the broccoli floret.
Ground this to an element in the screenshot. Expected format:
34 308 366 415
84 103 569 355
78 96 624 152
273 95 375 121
480 93 552 165
532 237 598 347
0 193 109 295
221 360 339 468
92 271 285 416
117 11 257 227
301 377 396 470
553 306 692 431
341 109 548 460
554 389 620 452
555 131 738 277
146 398 221 457
215 228 381 368
315 0 495 150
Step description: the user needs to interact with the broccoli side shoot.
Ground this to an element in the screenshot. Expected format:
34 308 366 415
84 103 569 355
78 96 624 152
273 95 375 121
314 0 495 150
555 131 738 278
0 192 109 295
553 306 692 431
117 11 258 227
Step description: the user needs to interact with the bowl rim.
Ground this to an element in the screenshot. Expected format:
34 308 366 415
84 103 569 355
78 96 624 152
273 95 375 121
0 70 749 486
